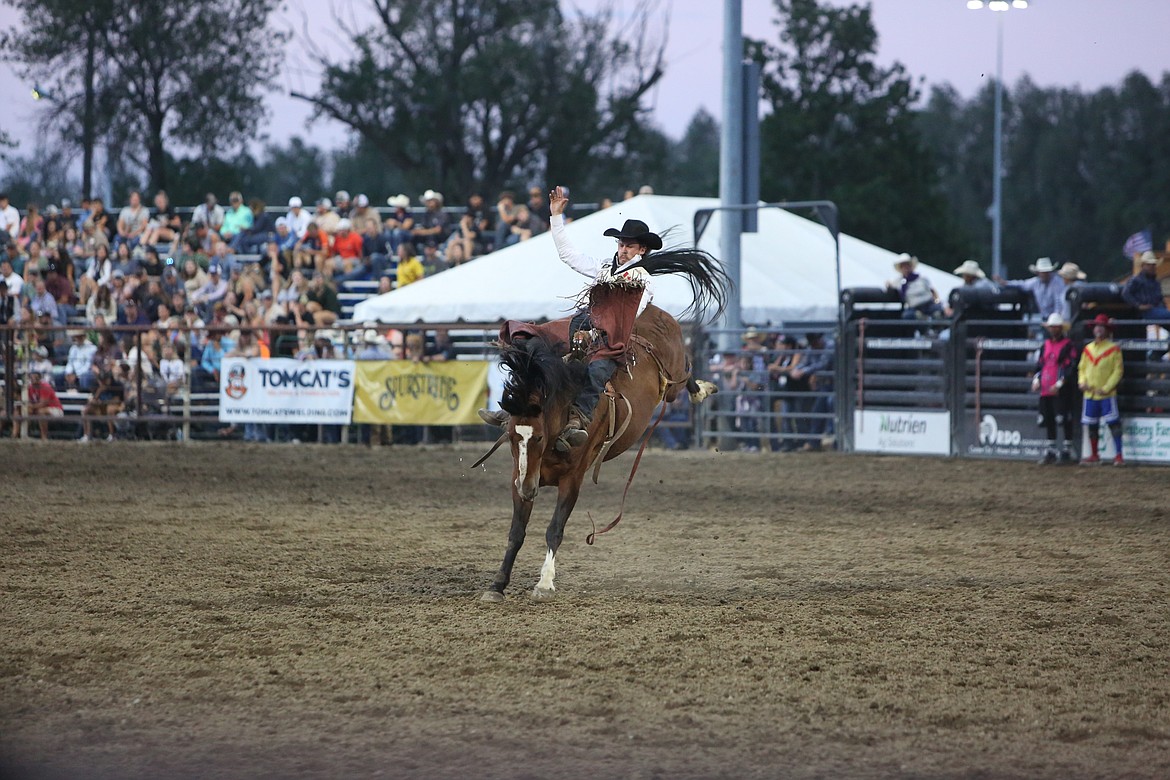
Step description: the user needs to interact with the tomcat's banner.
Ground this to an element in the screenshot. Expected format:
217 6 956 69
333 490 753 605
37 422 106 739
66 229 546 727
353 360 490 425
219 358 355 423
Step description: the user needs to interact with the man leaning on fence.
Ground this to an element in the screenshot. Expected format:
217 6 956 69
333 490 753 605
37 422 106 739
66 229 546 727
1122 251 1170 322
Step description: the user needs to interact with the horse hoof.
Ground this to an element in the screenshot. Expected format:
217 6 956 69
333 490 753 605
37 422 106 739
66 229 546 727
480 590 505 603
530 586 556 602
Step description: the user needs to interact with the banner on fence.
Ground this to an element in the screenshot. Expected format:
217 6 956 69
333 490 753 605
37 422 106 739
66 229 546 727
219 358 355 424
1118 416 1170 463
853 409 951 455
962 411 1051 460
352 360 489 425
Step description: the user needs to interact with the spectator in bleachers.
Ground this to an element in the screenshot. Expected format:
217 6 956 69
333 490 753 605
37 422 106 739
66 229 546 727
195 326 233 391
28 344 54 378
0 193 19 240
116 298 150 327
328 218 364 279
304 272 340 327
24 241 46 275
334 190 351 218
114 191 150 252
997 257 1065 321
1122 251 1170 321
348 194 379 234
2 255 23 297
44 262 75 323
412 189 449 246
525 186 551 234
285 196 310 240
233 198 275 255
272 218 297 260
60 199 79 230
85 284 117 326
395 241 424 288
384 194 414 250
109 269 134 305
15 203 42 250
357 217 393 280
62 225 85 273
375 275 392 296
292 221 329 272
139 246 166 277
111 242 136 277
420 241 448 277
159 342 186 396
142 190 182 250
313 197 340 236
768 334 804 451
79 363 125 443
220 191 253 248
190 262 228 319
137 278 167 321
799 331 835 450
43 205 66 249
445 238 469 268
28 277 59 323
160 265 183 300
25 369 64 440
79 216 109 259
463 192 494 250
92 330 123 374
0 279 14 324
62 329 98 392
180 258 208 297
493 190 519 250
190 193 225 234
89 198 114 244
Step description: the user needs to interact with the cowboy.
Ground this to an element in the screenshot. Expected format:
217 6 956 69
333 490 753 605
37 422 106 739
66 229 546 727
998 257 1066 320
1077 313 1124 466
1032 313 1079 465
1121 251 1170 321
886 253 942 320
479 185 658 450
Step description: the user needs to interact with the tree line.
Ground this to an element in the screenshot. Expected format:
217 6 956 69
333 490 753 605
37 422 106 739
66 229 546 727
1 0 1167 281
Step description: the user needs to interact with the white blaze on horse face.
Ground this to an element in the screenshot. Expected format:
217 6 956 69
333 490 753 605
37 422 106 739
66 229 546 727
514 424 535 494
537 548 556 592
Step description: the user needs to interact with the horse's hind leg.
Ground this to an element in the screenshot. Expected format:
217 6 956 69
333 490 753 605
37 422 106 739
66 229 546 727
481 491 535 603
532 479 583 602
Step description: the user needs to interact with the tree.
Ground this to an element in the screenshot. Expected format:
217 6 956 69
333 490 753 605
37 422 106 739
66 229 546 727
747 0 965 261
1 0 286 195
292 0 665 200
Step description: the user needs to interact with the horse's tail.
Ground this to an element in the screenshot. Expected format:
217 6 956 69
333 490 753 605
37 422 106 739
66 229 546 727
628 248 732 325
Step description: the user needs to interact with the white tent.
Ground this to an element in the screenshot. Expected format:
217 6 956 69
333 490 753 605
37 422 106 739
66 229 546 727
352 194 961 325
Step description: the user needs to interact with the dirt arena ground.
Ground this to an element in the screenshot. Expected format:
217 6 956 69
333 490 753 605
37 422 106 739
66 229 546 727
1 442 1168 779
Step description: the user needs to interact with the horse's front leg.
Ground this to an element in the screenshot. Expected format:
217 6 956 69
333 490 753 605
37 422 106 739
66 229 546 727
531 476 584 602
481 488 535 603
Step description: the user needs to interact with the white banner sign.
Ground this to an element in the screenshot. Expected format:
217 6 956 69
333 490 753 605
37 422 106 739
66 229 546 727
1117 416 1170 463
219 358 355 424
854 410 951 455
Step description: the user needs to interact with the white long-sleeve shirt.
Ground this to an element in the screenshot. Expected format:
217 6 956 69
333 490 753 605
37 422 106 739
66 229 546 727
550 214 653 317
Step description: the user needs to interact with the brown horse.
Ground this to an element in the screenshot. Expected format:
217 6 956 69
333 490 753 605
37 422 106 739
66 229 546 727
479 304 719 602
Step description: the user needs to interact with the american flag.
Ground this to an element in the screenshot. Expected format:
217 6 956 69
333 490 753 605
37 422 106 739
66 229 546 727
1123 229 1153 257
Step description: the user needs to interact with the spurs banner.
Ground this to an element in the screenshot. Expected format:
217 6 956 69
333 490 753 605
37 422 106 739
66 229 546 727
219 358 355 423
353 360 490 425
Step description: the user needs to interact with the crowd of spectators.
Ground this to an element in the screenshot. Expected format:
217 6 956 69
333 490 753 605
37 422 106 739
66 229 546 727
0 181 622 440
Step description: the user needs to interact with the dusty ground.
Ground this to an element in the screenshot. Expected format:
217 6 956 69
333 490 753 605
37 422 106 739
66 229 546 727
0 442 1167 780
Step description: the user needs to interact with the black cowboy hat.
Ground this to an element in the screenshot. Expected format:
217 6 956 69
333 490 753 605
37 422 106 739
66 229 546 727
603 219 662 251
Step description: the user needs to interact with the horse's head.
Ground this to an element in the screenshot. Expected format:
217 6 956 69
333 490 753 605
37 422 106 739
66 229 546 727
497 334 586 501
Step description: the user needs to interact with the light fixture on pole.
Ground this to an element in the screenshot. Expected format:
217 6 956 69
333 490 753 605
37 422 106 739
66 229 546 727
967 0 1028 280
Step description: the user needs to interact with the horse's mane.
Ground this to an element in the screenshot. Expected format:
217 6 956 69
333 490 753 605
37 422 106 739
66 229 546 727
624 246 732 325
498 333 587 418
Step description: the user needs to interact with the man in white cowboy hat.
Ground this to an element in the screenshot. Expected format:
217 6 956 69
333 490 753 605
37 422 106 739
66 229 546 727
1056 262 1087 283
944 259 999 317
1121 250 1170 321
478 185 662 449
886 253 942 320
1031 313 1079 465
998 256 1065 321
411 189 450 245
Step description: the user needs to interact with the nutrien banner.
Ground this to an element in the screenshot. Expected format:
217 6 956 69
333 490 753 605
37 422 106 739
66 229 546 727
853 410 951 455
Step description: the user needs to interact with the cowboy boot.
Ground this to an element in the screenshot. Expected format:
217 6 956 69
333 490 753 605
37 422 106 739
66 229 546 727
477 408 509 427
555 409 590 451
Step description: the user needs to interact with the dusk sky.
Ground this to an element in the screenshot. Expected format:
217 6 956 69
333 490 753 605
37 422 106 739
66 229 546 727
1 0 1167 167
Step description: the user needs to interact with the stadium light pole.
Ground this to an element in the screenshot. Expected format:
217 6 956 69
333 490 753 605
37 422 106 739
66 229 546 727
967 0 1027 280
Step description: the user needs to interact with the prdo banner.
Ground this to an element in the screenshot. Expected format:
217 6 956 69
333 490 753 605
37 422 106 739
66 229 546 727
219 358 355 424
853 409 951 455
353 360 489 425
963 411 1051 460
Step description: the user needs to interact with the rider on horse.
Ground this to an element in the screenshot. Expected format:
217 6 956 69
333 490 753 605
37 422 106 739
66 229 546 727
479 185 661 450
